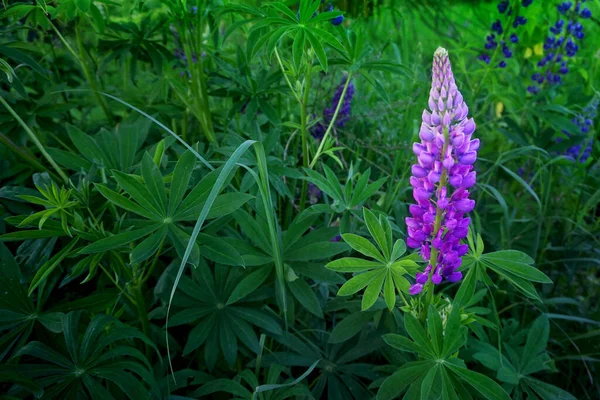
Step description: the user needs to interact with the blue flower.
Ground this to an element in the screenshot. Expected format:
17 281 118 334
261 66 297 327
478 54 491 64
580 8 592 19
510 33 519 43
498 60 507 68
492 19 503 34
331 15 344 26
522 0 533 6
498 1 509 13
513 16 527 28
311 77 355 139
558 2 572 15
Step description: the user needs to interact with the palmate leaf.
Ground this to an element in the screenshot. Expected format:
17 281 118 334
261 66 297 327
460 232 551 303
13 311 158 399
380 307 509 400
170 263 282 367
327 208 417 311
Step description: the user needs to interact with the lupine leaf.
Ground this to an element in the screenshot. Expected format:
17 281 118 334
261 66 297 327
341 233 385 262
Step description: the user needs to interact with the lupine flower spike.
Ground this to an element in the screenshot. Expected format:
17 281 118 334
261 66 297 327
478 0 531 66
311 76 355 140
558 95 599 162
528 0 591 93
406 47 478 295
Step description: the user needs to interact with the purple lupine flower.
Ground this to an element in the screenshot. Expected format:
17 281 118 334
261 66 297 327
308 182 322 204
406 48 477 295
529 1 590 92
324 77 355 127
311 77 355 139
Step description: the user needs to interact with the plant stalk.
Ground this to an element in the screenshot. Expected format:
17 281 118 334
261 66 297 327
0 95 69 183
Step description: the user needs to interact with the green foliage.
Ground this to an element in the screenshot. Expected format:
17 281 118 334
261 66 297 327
0 0 597 398
326 207 418 311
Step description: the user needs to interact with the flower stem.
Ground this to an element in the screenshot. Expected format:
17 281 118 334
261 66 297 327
72 22 114 125
309 73 353 169
0 95 69 183
423 126 450 316
298 68 313 212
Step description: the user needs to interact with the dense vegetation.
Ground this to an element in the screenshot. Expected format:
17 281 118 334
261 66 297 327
1 0 599 399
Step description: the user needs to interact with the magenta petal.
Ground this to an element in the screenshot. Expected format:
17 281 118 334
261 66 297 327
409 283 424 295
446 272 463 282
412 164 428 178
407 237 421 248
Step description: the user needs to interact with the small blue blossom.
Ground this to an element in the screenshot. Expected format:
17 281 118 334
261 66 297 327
331 15 344 26
492 19 503 34
513 16 527 28
502 44 513 58
558 2 572 15
510 33 519 43
580 8 592 19
558 96 598 163
478 54 491 64
498 60 507 68
522 0 533 6
498 1 509 13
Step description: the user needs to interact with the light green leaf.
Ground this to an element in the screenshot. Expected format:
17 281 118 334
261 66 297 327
342 233 385 262
338 269 384 297
325 257 384 273
483 250 551 283
363 208 389 260
362 271 385 310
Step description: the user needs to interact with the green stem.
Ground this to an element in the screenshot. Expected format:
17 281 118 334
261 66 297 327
0 95 69 183
274 48 301 103
422 126 450 317
141 239 165 284
133 283 152 357
54 21 113 125
179 19 216 143
309 73 353 169
99 264 136 304
298 68 313 212
0 132 48 173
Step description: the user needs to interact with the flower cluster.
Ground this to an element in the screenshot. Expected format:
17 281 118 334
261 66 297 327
478 0 532 67
527 1 592 93
308 182 322 204
558 95 598 162
326 4 345 25
406 48 478 295
311 77 355 140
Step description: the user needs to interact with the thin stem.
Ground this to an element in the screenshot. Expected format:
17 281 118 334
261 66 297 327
274 48 301 103
0 95 69 183
141 239 165 284
0 132 48 173
309 73 353 169
99 264 136 304
298 68 313 212
71 22 113 125
423 126 450 316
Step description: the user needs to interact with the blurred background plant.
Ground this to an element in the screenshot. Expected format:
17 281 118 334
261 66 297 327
0 0 598 398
